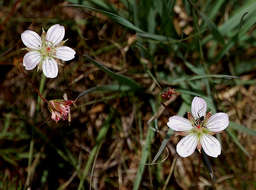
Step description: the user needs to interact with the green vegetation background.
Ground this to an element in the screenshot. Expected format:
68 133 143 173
0 0 256 189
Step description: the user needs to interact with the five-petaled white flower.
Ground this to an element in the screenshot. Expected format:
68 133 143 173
167 97 229 158
21 24 76 78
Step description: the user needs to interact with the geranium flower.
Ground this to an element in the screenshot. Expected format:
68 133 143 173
167 97 229 158
48 99 73 123
21 24 76 78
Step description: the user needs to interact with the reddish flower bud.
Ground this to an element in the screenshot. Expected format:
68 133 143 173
161 88 177 100
48 99 73 123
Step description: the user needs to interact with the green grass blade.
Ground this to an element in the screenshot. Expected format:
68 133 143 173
159 73 237 85
84 54 143 91
137 32 177 42
76 85 132 100
219 1 256 36
226 128 250 157
78 113 113 190
25 140 34 188
69 3 178 42
88 0 117 12
214 38 235 62
203 1 256 44
229 121 256 136
152 129 173 164
132 127 154 190
132 100 155 190
207 0 225 20
182 60 204 75
70 3 144 33
0 113 11 138
67 0 116 12
152 101 188 165
199 11 224 44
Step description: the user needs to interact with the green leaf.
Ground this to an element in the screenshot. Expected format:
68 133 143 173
182 60 204 75
203 1 256 44
69 3 178 43
136 32 177 43
199 11 224 44
84 54 143 91
214 38 235 62
152 102 187 164
158 73 237 85
219 1 256 36
207 0 225 20
229 121 256 136
76 85 132 100
234 60 256 75
133 100 155 190
152 129 173 164
78 113 113 190
70 3 144 33
226 128 250 157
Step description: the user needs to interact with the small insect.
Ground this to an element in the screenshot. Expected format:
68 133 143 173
161 88 177 100
194 107 205 128
198 116 205 122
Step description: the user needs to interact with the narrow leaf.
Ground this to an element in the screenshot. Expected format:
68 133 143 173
70 3 144 33
84 54 143 91
229 121 256 136
226 128 250 157
133 100 156 190
152 129 173 164
76 85 132 100
199 11 224 44
78 113 113 189
69 3 178 42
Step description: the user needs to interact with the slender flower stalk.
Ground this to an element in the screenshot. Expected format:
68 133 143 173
167 97 229 158
21 24 76 78
21 67 48 104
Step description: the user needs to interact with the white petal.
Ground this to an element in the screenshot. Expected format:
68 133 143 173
176 134 198 157
200 134 221 157
42 57 58 78
23 51 41 70
191 97 207 119
55 46 75 61
46 24 65 46
206 113 229 132
167 116 193 131
21 30 42 50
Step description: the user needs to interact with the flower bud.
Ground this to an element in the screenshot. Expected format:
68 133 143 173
48 99 73 123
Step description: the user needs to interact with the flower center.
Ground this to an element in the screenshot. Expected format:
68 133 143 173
190 116 209 138
40 38 55 58
42 45 54 57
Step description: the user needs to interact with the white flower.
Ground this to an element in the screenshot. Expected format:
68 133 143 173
167 97 229 158
21 24 76 78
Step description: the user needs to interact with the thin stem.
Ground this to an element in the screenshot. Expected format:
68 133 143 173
21 69 48 104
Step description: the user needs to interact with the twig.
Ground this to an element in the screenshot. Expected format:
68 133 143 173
147 95 178 125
